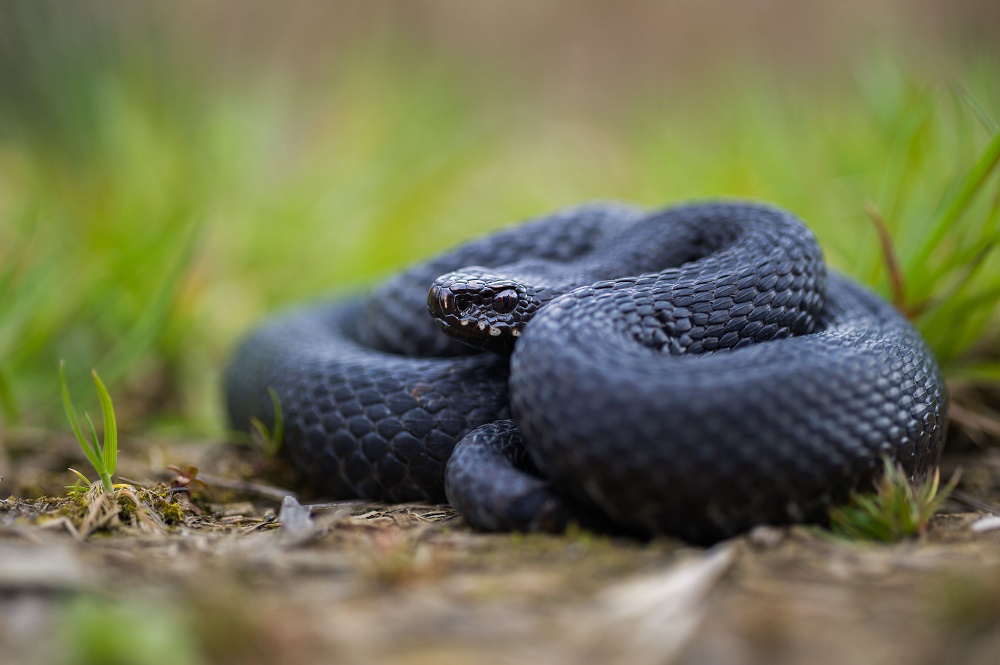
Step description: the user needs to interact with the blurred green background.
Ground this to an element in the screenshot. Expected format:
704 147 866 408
0 1 998 437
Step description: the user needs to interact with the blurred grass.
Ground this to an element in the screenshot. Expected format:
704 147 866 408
0 5 998 435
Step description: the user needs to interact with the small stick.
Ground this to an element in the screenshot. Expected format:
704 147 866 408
192 474 296 503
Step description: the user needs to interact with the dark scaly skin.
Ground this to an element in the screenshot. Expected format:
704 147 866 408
225 201 948 542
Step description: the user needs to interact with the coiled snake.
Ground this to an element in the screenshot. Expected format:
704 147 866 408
225 202 947 542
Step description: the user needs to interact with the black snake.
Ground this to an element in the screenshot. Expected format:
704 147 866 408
224 201 947 542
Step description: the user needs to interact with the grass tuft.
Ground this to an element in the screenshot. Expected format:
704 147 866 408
898 113 1000 373
828 457 959 542
59 361 118 494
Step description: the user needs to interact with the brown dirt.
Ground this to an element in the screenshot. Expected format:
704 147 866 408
1 432 1000 665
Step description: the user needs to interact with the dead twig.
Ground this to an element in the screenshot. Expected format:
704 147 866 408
193 474 295 503
865 201 919 317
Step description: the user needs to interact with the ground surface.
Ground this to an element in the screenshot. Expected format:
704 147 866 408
1 433 1000 665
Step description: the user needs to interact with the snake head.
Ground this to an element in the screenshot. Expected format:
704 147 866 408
428 267 543 354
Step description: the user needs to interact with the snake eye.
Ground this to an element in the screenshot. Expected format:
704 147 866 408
492 289 518 314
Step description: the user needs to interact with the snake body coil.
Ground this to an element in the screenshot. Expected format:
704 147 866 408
225 202 947 542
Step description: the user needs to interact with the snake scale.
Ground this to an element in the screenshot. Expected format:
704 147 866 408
224 201 947 543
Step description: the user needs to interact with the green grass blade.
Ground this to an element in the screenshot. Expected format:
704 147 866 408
67 468 93 487
60 361 90 454
908 129 1000 273
249 387 285 457
952 82 999 134
249 417 270 446
946 362 1000 384
91 369 117 475
83 412 104 468
267 386 283 456
68 417 104 486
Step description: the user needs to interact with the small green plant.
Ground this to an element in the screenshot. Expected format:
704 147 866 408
60 361 118 494
249 386 284 457
828 457 959 542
